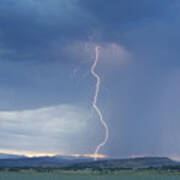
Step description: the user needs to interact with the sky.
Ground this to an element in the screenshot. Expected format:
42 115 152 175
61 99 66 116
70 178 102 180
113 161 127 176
0 0 180 159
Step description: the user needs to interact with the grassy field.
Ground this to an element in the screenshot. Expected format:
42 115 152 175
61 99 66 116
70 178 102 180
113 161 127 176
0 173 180 180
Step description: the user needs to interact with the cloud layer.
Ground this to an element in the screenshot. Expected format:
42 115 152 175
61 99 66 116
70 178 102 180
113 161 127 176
0 105 91 154
0 0 177 63
1 0 180 158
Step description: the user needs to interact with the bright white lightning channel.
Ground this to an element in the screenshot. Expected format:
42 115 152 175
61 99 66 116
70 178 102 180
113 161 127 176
91 46 109 161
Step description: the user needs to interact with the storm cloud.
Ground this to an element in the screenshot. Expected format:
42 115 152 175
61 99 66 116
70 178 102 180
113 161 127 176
1 0 180 158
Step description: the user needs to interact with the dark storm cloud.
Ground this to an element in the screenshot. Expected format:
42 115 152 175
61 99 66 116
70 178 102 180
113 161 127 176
78 0 175 23
0 0 178 62
1 0 180 158
0 0 93 62
77 0 178 41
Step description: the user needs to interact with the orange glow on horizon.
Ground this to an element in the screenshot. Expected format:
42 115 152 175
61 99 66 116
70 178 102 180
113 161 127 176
131 155 148 159
0 149 106 159
0 149 57 157
72 153 107 159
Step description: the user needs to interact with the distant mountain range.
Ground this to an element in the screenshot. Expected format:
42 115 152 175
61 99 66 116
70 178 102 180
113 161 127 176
0 153 179 168
72 157 178 169
0 154 94 167
0 153 25 160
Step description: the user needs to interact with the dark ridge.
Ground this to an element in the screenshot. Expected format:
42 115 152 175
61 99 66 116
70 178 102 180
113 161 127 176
0 156 178 168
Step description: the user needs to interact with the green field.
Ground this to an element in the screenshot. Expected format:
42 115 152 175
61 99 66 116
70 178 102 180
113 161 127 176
0 173 179 180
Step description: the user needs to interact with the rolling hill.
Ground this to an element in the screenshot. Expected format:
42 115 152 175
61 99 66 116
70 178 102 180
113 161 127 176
0 155 178 168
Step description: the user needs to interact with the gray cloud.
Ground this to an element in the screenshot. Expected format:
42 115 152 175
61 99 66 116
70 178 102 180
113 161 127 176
0 0 178 63
0 104 93 154
78 0 175 23
0 0 93 63
1 0 180 159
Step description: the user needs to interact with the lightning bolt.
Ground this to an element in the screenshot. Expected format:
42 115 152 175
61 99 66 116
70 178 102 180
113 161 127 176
91 46 109 161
